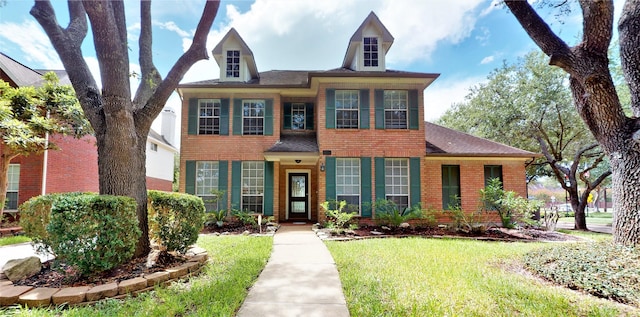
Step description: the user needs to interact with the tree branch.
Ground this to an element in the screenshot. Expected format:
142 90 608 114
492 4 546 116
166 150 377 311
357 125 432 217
504 1 574 70
619 0 640 113
133 0 162 108
31 1 104 134
579 0 614 54
136 0 220 130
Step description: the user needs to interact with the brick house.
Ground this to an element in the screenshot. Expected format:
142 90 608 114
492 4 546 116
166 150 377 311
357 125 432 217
177 12 536 222
0 52 178 210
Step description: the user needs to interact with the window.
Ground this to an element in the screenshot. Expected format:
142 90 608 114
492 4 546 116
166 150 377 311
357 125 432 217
335 90 359 129
384 90 408 129
336 158 361 213
226 50 240 78
242 161 264 213
291 103 306 130
484 165 503 187
243 100 265 135
363 37 378 67
198 99 221 135
442 165 461 210
150 143 158 152
196 161 220 211
6 164 19 210
385 159 409 210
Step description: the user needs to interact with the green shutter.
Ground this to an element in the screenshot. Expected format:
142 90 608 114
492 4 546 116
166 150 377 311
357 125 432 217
305 103 314 130
218 161 228 210
326 89 335 129
410 157 421 207
374 89 385 129
231 161 242 209
359 89 370 129
233 99 242 135
361 157 372 217
325 157 336 200
264 99 273 135
283 103 292 130
220 99 230 135
409 90 419 130
264 161 274 215
375 157 386 201
185 160 196 194
188 99 198 135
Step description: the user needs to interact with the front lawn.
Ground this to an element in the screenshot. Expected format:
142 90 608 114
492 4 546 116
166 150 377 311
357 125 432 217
1 235 272 316
326 238 638 317
0 236 31 247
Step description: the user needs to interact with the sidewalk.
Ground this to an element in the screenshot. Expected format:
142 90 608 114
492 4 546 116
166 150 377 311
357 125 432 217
0 243 54 272
236 224 350 317
555 222 612 234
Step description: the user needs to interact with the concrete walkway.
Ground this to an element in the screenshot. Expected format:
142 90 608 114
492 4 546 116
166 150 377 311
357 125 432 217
555 222 612 234
236 224 350 317
0 243 54 272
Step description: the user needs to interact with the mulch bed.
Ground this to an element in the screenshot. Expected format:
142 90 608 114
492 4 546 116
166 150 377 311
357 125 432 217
12 252 186 289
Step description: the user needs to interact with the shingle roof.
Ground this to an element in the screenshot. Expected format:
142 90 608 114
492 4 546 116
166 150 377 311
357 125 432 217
425 121 538 158
0 52 70 86
179 68 438 88
266 133 319 153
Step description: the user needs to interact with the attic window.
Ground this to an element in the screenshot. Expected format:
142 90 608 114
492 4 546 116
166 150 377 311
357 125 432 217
363 37 378 67
226 50 240 78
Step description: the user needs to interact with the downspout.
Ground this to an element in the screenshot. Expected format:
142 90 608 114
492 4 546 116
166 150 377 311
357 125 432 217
41 111 50 195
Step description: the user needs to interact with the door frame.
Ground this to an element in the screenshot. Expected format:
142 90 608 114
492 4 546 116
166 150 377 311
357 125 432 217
286 169 311 220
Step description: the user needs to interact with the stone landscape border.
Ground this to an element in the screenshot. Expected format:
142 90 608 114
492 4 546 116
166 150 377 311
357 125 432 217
0 248 208 308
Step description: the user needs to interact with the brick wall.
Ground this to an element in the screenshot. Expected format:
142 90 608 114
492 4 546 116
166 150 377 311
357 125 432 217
146 176 173 192
45 134 99 194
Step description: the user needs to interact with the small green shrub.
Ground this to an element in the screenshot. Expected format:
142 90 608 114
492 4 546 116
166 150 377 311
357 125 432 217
148 190 205 253
373 199 423 227
204 209 227 227
320 200 358 232
231 208 258 227
481 178 540 228
47 194 140 275
19 192 89 254
445 196 486 233
524 242 640 305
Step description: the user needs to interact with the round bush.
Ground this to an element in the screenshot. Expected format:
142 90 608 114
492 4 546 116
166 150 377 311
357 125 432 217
148 190 205 253
46 194 140 275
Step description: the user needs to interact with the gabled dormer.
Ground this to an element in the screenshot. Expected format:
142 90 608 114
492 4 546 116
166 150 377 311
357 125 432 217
211 28 259 82
341 12 394 72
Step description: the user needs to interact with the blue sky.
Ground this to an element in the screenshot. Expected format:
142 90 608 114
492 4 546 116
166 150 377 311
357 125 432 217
0 0 622 127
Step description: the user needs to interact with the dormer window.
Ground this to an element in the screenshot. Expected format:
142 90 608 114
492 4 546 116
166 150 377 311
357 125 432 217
226 50 240 78
363 37 378 67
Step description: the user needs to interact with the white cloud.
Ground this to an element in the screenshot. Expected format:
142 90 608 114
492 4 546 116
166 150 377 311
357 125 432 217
480 55 494 65
423 76 485 121
0 20 62 69
153 21 191 38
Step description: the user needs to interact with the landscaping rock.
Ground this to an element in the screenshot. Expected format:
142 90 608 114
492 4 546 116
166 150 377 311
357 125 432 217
52 286 90 305
18 287 59 307
145 271 170 287
381 226 391 231
118 277 147 295
0 285 33 306
399 222 411 228
2 257 41 282
146 249 162 268
85 282 118 301
242 230 251 236
371 231 383 235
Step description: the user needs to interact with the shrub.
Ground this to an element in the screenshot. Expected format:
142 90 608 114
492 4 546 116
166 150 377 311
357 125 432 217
148 190 205 253
204 209 227 227
524 242 640 305
320 200 358 232
231 208 258 227
19 192 88 254
47 194 140 275
373 199 423 227
481 178 540 228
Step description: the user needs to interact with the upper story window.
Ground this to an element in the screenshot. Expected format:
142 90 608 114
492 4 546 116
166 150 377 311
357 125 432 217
150 143 158 152
226 50 240 78
384 90 408 129
363 37 379 67
243 100 265 135
198 99 221 135
291 103 306 130
335 90 359 129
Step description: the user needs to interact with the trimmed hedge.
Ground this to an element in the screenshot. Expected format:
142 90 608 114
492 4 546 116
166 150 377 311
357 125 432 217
47 194 140 275
148 190 205 253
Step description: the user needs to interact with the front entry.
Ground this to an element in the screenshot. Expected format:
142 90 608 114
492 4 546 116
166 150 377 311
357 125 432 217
288 173 309 220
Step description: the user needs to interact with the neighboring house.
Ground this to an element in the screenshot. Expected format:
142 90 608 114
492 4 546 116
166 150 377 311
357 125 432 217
177 12 537 222
0 52 178 210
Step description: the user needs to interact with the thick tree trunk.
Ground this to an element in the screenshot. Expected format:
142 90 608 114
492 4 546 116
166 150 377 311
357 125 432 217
96 100 150 256
610 151 640 245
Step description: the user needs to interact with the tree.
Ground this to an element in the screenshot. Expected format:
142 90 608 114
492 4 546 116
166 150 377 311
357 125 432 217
504 0 640 245
438 51 610 230
30 0 220 257
0 72 89 218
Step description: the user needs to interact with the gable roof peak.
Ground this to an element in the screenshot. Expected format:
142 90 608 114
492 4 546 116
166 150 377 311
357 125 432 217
211 28 259 80
342 11 394 70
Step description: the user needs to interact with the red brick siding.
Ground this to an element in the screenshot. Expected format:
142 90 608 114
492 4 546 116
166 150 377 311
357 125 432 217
146 176 173 192
45 134 99 194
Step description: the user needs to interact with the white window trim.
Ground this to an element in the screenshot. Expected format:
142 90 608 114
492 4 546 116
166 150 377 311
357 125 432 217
242 100 265 135
198 99 221 135
335 90 360 129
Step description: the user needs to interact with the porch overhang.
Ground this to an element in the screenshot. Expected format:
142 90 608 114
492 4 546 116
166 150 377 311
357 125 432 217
263 152 320 165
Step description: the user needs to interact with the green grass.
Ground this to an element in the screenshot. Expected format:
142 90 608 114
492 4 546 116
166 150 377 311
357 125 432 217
1 235 272 317
326 238 638 317
0 235 31 246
